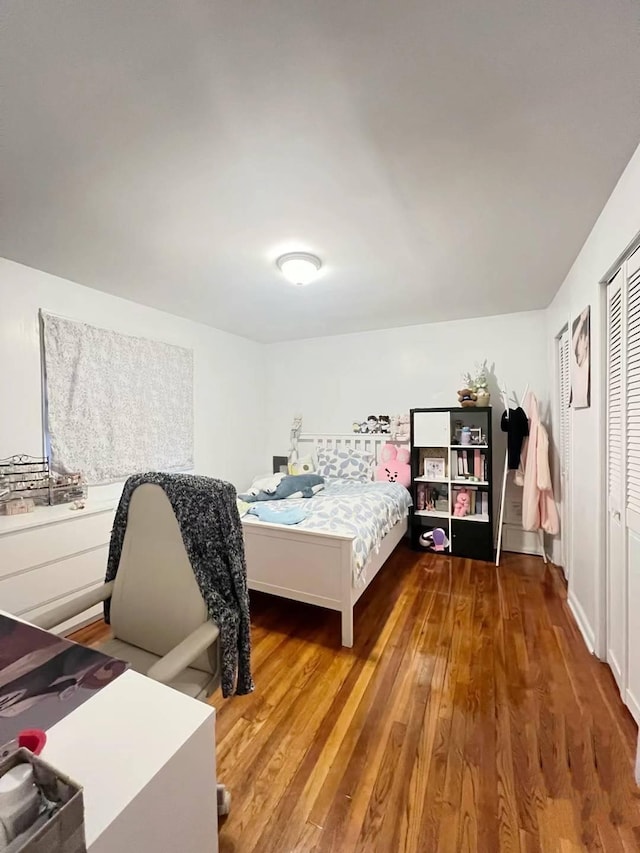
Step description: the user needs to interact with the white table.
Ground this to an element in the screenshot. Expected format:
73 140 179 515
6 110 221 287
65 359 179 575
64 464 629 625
1 613 219 852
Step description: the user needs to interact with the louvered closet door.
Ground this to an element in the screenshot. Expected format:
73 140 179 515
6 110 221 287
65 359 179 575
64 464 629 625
606 269 625 692
625 247 640 721
558 328 571 576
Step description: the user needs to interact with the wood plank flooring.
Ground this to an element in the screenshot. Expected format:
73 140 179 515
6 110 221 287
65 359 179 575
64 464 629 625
71 546 640 852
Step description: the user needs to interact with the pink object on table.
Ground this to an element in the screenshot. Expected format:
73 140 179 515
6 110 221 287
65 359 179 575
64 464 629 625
18 730 46 755
0 730 46 761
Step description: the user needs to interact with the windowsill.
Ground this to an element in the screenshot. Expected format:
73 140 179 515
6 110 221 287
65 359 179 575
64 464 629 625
0 499 117 535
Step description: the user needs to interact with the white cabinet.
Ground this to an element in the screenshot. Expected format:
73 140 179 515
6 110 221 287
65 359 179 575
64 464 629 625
0 511 112 579
413 411 449 448
1 547 107 614
0 502 116 633
40 669 219 852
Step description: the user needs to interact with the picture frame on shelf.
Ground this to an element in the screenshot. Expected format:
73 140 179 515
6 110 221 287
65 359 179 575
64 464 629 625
423 458 445 480
452 426 483 445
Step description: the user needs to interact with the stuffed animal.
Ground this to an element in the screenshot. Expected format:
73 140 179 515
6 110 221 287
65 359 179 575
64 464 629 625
419 528 449 552
457 388 477 408
390 413 410 442
453 488 470 517
375 443 411 488
288 455 315 476
366 415 380 433
240 474 325 503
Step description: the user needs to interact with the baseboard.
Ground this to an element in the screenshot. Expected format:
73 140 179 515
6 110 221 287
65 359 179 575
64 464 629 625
567 592 596 653
625 688 640 727
609 652 624 694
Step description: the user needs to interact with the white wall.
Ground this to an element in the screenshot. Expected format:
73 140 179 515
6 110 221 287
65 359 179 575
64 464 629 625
546 140 640 656
265 309 549 546
266 309 547 440
0 257 266 492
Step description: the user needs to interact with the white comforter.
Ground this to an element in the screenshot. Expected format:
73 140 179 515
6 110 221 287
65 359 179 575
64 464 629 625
242 478 411 587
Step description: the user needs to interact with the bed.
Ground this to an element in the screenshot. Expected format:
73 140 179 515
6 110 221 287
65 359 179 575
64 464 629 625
241 434 411 647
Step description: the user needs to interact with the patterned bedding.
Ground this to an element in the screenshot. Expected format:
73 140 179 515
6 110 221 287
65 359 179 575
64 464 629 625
242 478 412 587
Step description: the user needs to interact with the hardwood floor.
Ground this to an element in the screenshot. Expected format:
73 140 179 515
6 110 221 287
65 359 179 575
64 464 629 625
71 546 640 852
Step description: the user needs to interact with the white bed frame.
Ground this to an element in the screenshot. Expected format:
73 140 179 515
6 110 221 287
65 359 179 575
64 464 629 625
242 433 408 647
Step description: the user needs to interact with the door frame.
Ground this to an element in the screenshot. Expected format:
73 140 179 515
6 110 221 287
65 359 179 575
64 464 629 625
555 324 572 579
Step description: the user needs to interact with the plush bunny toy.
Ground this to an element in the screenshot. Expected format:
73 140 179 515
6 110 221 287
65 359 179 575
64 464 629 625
453 489 470 517
375 443 411 489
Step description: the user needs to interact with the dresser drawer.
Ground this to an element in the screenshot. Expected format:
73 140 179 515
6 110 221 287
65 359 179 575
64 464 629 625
0 510 114 579
0 545 108 615
23 583 105 637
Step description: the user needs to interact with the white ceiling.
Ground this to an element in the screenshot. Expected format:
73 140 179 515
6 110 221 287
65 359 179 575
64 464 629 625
1 1 639 343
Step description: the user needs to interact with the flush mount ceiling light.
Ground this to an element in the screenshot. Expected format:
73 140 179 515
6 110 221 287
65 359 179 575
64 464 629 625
276 252 322 286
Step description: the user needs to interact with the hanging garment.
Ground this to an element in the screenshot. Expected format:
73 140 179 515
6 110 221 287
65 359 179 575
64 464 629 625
518 393 560 534
500 407 530 469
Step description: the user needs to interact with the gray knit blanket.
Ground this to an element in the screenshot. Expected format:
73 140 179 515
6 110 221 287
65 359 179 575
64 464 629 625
104 472 254 697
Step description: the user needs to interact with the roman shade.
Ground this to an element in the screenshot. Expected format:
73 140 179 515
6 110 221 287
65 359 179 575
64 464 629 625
41 313 193 484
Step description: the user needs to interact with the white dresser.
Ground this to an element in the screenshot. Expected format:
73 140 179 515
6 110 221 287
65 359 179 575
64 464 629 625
0 501 116 633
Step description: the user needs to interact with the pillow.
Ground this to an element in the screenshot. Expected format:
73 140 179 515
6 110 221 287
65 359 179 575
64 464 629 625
315 447 374 482
288 454 316 476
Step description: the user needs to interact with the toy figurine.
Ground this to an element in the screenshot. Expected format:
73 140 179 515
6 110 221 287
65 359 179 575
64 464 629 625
453 489 470 517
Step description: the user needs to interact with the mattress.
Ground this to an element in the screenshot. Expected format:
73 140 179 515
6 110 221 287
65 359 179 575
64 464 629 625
242 478 412 586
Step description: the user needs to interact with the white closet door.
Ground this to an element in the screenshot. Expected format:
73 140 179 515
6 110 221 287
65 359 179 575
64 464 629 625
558 328 571 576
606 269 625 691
625 248 640 722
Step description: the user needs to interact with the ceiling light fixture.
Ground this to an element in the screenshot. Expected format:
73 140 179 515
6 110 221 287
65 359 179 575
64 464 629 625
276 252 322 286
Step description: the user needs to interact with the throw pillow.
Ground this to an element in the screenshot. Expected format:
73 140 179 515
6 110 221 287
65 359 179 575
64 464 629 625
315 447 374 482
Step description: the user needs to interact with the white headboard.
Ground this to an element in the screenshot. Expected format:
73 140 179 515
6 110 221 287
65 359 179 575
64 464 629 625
298 433 403 466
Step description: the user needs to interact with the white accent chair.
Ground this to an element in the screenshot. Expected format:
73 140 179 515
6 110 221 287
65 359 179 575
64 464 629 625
32 483 230 814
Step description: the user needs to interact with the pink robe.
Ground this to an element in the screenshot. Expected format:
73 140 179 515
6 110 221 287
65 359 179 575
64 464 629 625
517 392 559 534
